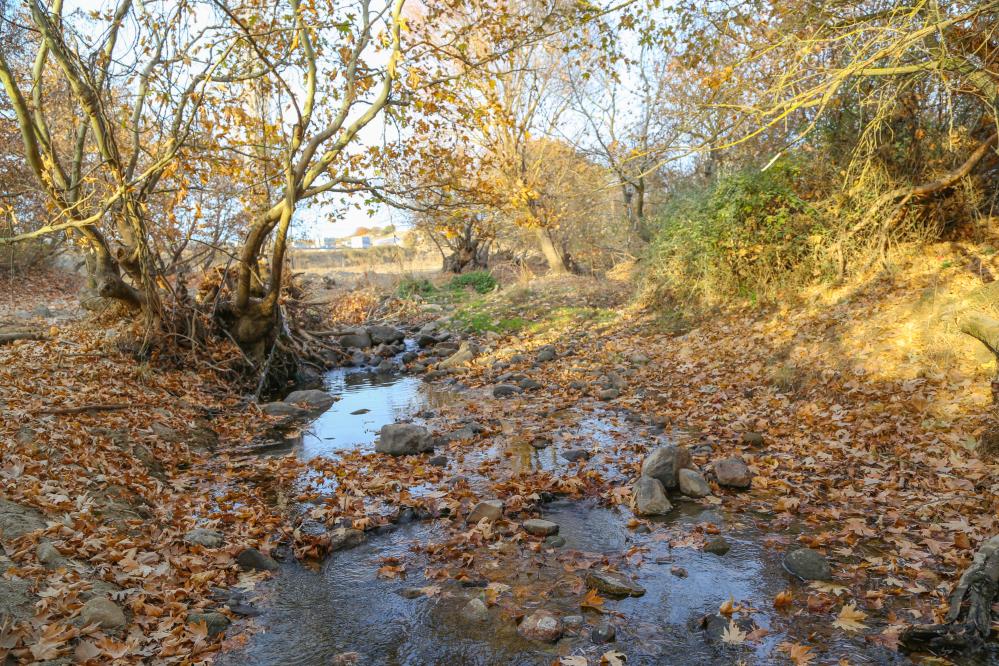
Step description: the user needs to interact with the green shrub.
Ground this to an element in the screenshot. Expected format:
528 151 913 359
397 277 436 299
643 161 828 306
448 271 496 294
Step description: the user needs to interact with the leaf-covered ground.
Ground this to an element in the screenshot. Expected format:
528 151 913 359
3 247 999 664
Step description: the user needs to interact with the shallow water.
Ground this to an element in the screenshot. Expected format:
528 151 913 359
226 355 923 665
300 368 451 458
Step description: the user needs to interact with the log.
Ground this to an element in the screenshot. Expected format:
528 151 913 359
0 331 47 345
901 535 999 655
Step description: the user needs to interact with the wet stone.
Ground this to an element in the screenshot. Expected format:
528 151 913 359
631 477 672 516
641 445 692 489
585 570 645 597
704 537 730 556
329 527 366 552
560 449 590 462
464 598 489 623
784 548 832 581
493 384 522 398
591 621 616 644
544 535 566 548
376 423 434 455
678 468 712 498
517 609 563 642
467 499 504 524
522 519 559 537
260 402 307 418
563 615 584 633
284 389 336 412
187 611 230 637
428 455 448 467
236 548 279 572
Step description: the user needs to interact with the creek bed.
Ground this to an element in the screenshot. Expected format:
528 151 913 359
222 358 917 665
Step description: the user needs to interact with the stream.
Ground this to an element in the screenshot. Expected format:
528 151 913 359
222 356 920 665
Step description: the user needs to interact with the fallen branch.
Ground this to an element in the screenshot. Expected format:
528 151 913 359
0 331 47 345
37 404 132 415
901 535 999 655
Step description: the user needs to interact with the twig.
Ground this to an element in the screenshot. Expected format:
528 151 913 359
37 404 132 415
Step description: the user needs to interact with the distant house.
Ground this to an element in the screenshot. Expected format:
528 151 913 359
322 237 337 249
349 236 371 249
292 238 316 249
373 236 401 247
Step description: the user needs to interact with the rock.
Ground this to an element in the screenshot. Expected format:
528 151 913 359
703 614 729 641
493 384 522 398
464 598 489 623
467 499 504 524
714 456 753 489
535 345 557 363
560 449 591 463
568 380 586 391
597 387 620 401
80 597 126 629
704 537 730 556
630 352 650 366
784 548 832 581
428 455 448 467
185 528 223 548
376 359 396 374
741 431 765 447
236 548 279 572
631 477 672 516
509 353 525 363
349 350 367 366
517 609 563 642
585 570 645 597
522 519 559 537
187 611 230 637
0 499 45 542
518 378 542 390
284 389 335 412
439 342 474 369
36 541 64 567
591 621 616 643
368 325 405 345
338 327 372 349
678 469 712 498
529 436 551 449
376 423 434 455
640 445 692 490
329 527 366 552
563 615 584 632
259 402 307 418
544 535 566 548
416 334 438 348
0 573 33 624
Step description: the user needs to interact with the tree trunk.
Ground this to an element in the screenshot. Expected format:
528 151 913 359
535 227 579 274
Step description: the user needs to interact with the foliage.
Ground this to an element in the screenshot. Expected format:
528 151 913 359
643 161 828 306
397 277 437 299
449 271 497 294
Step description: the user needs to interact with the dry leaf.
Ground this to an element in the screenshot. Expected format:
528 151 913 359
833 603 868 632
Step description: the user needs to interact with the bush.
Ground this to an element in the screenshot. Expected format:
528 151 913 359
448 271 496 294
643 161 828 306
397 277 436 299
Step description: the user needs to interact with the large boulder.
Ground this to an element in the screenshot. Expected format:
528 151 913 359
0 499 45 543
284 389 335 412
631 477 672 516
338 327 372 349
376 423 434 455
640 445 692 489
367 325 405 345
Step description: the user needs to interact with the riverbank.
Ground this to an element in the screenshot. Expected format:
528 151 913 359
4 247 999 664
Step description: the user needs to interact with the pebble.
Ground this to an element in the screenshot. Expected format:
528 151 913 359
517 609 563 642
464 598 489 622
591 621 616 643
704 537 730 555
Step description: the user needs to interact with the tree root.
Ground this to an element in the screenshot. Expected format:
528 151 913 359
900 535 999 655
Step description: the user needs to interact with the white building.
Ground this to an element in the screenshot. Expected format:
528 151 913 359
348 235 371 249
